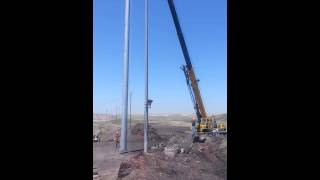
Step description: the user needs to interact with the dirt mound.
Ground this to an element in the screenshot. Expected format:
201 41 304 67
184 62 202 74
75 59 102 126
117 162 132 178
117 153 150 180
118 131 227 180
131 123 144 135
131 123 165 147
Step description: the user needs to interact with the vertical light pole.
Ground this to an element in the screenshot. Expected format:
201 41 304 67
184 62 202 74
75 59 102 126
120 0 130 153
144 0 149 153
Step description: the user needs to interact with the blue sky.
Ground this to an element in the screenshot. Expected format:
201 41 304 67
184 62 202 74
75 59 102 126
93 0 226 115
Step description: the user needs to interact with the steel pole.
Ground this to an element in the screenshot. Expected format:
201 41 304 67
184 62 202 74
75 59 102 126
120 0 130 152
144 0 149 153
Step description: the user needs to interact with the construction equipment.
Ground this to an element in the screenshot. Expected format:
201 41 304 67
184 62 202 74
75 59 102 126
93 134 100 143
212 119 227 136
167 0 226 135
218 123 226 131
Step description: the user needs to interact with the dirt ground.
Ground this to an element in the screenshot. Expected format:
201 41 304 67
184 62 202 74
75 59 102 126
93 120 227 180
93 121 144 180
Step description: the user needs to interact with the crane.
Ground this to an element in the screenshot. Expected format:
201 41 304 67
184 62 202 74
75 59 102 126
167 0 224 134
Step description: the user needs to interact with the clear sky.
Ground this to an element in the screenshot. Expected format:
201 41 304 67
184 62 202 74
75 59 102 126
93 0 226 115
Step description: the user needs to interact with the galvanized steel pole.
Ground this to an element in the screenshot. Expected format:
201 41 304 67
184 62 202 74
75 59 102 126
144 0 149 153
120 0 130 153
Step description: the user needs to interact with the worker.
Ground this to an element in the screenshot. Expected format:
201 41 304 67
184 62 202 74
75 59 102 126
191 117 196 138
113 129 120 149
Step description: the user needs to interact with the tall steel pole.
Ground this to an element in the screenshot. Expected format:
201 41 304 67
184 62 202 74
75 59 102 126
120 0 130 153
144 0 149 153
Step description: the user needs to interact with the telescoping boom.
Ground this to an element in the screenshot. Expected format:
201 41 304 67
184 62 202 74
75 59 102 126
167 0 214 132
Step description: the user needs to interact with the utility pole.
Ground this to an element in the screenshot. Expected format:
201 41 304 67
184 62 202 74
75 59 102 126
106 108 108 120
144 0 149 153
120 0 130 153
130 92 132 129
115 106 117 121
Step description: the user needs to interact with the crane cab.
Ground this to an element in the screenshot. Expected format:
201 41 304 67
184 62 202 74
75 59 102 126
197 117 214 132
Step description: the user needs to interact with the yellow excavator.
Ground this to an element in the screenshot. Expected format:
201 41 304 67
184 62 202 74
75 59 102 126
167 0 226 135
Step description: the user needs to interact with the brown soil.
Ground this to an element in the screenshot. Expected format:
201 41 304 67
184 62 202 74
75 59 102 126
93 121 226 180
118 123 227 180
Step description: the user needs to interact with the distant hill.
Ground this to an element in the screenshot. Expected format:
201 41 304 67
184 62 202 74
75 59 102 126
94 112 227 122
93 113 114 120
214 113 227 121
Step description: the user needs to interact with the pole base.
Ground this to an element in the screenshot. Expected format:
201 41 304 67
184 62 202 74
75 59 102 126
119 150 128 154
